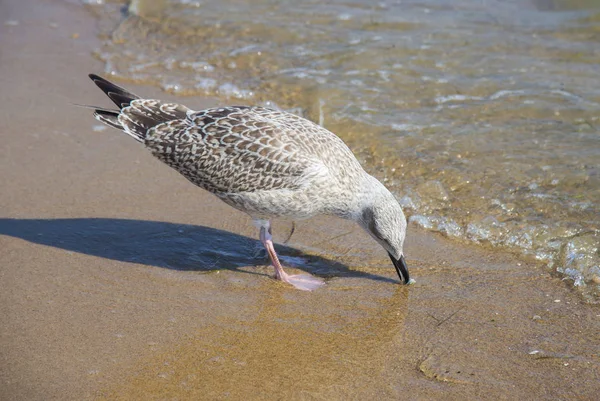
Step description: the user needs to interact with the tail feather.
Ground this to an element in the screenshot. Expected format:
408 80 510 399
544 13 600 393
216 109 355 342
87 74 191 143
117 105 156 142
93 109 125 132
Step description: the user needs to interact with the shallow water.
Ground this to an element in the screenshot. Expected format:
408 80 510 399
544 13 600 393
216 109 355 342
84 0 599 301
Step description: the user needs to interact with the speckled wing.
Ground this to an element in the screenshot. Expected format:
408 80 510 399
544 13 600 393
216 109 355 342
144 106 323 194
118 99 191 142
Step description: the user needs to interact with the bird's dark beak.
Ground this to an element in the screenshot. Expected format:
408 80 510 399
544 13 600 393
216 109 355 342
388 253 410 284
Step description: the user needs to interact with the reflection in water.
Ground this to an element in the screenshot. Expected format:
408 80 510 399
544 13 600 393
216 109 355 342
98 279 409 399
84 0 599 299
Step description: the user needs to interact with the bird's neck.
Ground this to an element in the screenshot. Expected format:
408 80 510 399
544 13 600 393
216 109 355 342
329 173 393 221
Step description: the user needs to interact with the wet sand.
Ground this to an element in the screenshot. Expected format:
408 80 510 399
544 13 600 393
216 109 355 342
1 0 599 400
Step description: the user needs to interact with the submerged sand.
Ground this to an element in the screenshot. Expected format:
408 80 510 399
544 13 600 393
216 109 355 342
0 0 598 400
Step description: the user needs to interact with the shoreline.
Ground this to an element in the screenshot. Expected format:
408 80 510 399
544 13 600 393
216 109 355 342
0 0 598 400
89 0 600 300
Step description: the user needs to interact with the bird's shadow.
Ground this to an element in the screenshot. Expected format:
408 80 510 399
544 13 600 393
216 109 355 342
0 218 396 283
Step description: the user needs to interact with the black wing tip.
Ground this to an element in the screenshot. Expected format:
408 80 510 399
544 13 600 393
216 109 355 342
88 73 118 89
87 73 139 109
88 73 108 84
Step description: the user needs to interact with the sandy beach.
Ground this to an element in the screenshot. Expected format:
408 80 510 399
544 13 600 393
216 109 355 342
1 0 599 399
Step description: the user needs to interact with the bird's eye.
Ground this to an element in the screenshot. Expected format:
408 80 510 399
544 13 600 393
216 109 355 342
362 208 392 250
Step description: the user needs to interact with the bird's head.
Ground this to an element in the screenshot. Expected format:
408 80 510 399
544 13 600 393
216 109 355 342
358 184 409 284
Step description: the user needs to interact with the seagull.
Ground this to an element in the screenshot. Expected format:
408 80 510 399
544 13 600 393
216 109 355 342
86 74 410 291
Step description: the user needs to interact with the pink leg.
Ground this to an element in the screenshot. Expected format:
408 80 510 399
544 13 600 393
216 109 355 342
259 223 324 291
259 225 287 281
